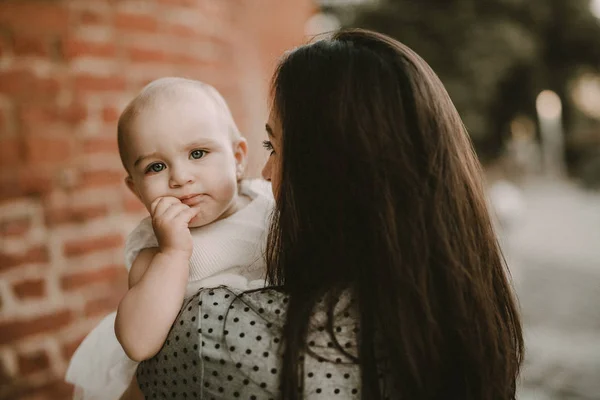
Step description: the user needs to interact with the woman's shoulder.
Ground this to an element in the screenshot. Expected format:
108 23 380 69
196 286 288 321
197 286 359 359
196 286 356 323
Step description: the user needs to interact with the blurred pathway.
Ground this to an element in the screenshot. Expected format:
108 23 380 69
495 179 600 400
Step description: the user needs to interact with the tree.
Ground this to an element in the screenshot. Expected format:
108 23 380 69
334 0 600 166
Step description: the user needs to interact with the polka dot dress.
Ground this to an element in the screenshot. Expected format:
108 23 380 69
136 287 362 399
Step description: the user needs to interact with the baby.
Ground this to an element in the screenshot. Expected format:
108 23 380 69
66 77 273 399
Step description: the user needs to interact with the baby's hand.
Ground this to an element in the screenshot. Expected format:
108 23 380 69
150 196 198 257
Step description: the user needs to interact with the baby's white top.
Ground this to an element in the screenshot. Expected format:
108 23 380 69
124 179 274 293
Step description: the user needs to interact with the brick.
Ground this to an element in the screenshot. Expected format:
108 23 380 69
123 194 146 213
102 107 120 123
13 34 50 58
62 334 87 361
63 234 123 258
0 246 49 272
19 109 61 137
63 39 117 59
0 174 21 200
77 169 124 189
76 9 110 25
0 69 35 96
84 294 122 317
19 103 87 127
45 204 108 226
0 69 60 99
24 136 72 164
115 13 159 33
74 75 127 93
0 137 23 167
0 216 31 237
127 47 166 63
34 77 61 99
61 103 88 124
165 23 197 38
18 107 85 140
17 350 50 375
83 137 119 154
0 106 6 135
18 168 54 197
18 103 57 126
17 379 74 400
0 3 69 35
156 0 198 5
0 310 72 345
12 279 46 300
60 265 126 291
170 53 214 68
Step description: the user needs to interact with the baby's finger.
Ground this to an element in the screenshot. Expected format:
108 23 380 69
149 197 164 216
151 197 180 217
173 206 199 225
160 202 191 222
188 205 204 222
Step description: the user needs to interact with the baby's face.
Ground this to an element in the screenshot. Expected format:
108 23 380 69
124 94 246 228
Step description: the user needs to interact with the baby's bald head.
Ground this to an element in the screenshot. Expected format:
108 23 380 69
117 77 241 173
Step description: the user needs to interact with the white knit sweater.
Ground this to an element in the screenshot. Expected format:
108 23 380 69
124 178 274 295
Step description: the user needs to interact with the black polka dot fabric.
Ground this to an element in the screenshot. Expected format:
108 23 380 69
137 287 362 399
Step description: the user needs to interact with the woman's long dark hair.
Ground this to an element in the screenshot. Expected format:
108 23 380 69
266 29 523 400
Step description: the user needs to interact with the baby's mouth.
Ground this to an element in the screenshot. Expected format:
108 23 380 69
179 194 205 206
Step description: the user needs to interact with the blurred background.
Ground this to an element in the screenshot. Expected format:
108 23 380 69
0 0 599 399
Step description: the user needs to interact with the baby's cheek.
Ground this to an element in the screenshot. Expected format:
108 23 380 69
188 211 209 228
217 179 238 203
139 195 155 214
138 185 162 211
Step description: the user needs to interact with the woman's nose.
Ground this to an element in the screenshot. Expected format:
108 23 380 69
261 158 272 182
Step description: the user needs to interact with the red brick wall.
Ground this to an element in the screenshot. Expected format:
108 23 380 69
0 1 314 398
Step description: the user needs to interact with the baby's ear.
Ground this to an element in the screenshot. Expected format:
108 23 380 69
125 176 142 201
233 137 248 179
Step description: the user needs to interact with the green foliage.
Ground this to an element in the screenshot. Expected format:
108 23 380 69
339 0 600 162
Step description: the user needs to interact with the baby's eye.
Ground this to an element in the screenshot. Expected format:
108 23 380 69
146 163 166 173
190 150 206 160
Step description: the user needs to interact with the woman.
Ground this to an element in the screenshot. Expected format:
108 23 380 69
135 29 523 400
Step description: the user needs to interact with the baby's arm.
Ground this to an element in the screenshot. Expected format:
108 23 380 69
119 374 144 400
115 197 197 362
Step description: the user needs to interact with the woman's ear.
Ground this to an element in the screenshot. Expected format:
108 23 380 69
233 137 248 180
